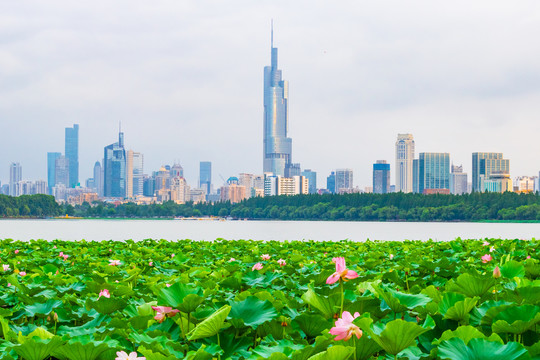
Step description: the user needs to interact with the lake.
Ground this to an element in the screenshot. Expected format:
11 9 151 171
0 219 539 242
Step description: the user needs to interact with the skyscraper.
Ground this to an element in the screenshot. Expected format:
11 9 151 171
395 134 415 193
373 160 390 194
450 165 468 195
472 152 510 192
199 161 212 194
263 24 292 177
418 153 450 194
93 161 102 197
327 171 336 194
47 152 61 194
301 169 317 194
103 130 126 198
65 124 79 188
127 150 144 198
9 162 22 196
54 156 69 187
335 169 353 193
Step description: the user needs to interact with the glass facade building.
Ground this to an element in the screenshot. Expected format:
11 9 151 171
9 162 22 196
103 131 126 198
199 161 212 195
471 152 510 192
65 124 79 188
47 152 61 194
373 160 390 194
418 153 450 194
301 169 317 194
336 169 353 193
263 26 292 177
327 171 336 193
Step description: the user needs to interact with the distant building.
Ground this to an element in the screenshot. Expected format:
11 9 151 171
514 176 535 193
154 167 171 192
335 169 353 193
103 130 126 198
472 152 510 192
263 175 309 196
199 161 212 195
301 169 317 194
418 153 450 194
170 176 189 204
33 180 48 195
47 152 61 194
327 171 336 194
143 175 155 197
220 183 246 203
450 165 468 195
55 156 70 188
239 173 255 199
373 160 390 194
412 159 419 193
286 163 301 177
484 171 512 193
395 134 415 193
9 162 22 196
93 161 103 197
170 163 184 178
252 175 265 197
127 150 144 198
65 124 79 187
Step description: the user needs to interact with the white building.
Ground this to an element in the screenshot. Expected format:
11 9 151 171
335 169 353 193
239 173 254 199
395 134 415 193
514 176 535 193
450 165 468 195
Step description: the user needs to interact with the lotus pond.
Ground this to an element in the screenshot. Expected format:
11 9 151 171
0 238 539 360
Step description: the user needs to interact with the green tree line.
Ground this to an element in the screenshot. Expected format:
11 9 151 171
64 192 540 221
0 194 62 217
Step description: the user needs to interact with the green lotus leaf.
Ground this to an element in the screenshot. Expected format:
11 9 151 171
251 337 305 358
353 334 382 360
434 325 503 346
187 305 231 340
185 344 213 360
516 286 540 305
301 285 340 318
374 284 431 313
501 261 525 279
438 337 530 360
229 296 278 329
177 294 205 313
158 283 203 308
439 293 479 324
87 296 127 315
290 336 333 360
56 314 110 337
19 327 54 342
12 336 64 360
23 300 63 317
469 300 512 326
137 345 178 360
448 273 496 298
52 336 119 360
306 345 355 360
355 316 434 356
492 305 540 334
293 313 331 338
56 282 86 293
218 333 253 359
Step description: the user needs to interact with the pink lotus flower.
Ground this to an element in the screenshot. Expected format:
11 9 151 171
109 249 112 252
115 351 146 360
14 250 19 254
489 246 495 253
53 245 57 249
98 289 110 299
481 254 493 263
326 257 358 285
59 252 64 257
2 264 10 272
149 261 153 266
151 306 180 323
261 254 271 260
527 255 531 259
389 254 394 260
166 283 171 287
228 258 236 262
329 311 363 341
63 255 69 261
493 266 501 278
109 259 121 266
7 283 11 287
19 271 26 276
171 254 175 258
482 241 490 246
277 258 286 266
252 262 263 271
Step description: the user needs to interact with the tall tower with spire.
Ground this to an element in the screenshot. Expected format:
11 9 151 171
103 127 127 198
263 22 293 177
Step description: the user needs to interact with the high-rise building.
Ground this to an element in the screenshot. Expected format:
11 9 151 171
484 171 512 193
9 163 22 196
199 161 212 195
239 173 254 199
301 169 317 194
33 180 48 195
514 176 535 193
47 152 61 194
335 169 353 193
55 156 69 187
450 165 468 195
263 24 293 177
327 171 336 194
103 130 126 198
286 163 301 177
170 163 183 178
65 124 79 188
93 161 102 197
127 150 144 198
373 160 390 194
418 153 450 194
472 153 510 192
143 175 155 197
412 159 419 193
395 134 415 193
220 183 246 203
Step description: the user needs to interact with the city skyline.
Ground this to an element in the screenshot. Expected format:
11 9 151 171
1 2 540 188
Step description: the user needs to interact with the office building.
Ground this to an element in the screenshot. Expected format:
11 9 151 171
264 175 309 196
472 153 510 192
263 25 293 177
220 183 246 204
47 152 61 194
336 169 353 193
327 171 336 194
514 176 535 193
199 161 212 195
170 176 189 204
253 175 265 197
34 180 48 195
395 134 415 193
143 175 155 197
239 173 254 199
9 163 22 196
93 161 102 196
170 163 183 178
286 163 301 177
450 165 468 195
55 156 69 187
103 130 127 198
155 167 171 192
301 169 317 194
412 159 419 193
127 150 144 198
65 124 79 188
484 171 512 193
418 153 450 194
373 160 390 194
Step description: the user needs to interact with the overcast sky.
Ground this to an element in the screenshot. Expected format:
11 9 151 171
1 1 540 189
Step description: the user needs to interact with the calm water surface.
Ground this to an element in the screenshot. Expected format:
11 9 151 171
0 219 539 242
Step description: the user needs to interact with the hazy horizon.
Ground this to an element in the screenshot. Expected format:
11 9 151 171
1 1 540 189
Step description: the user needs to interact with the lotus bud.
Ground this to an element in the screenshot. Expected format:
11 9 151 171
53 312 58 322
493 266 501 278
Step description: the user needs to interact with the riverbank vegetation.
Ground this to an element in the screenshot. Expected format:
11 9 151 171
0 238 538 359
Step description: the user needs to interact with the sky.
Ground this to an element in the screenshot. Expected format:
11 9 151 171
1 1 540 189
